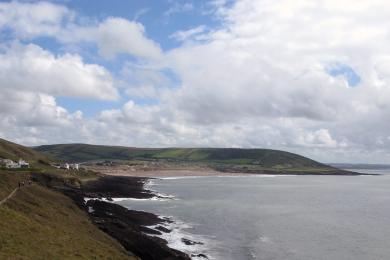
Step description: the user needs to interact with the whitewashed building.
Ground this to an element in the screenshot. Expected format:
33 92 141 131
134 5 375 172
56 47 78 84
0 158 29 169
61 163 70 170
70 163 79 170
18 159 30 168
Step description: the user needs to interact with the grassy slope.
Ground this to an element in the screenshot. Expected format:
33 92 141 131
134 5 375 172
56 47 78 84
0 139 135 259
36 144 329 169
0 170 135 259
0 138 50 165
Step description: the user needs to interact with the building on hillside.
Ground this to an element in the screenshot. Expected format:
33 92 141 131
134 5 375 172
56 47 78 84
51 162 80 170
0 158 29 169
0 158 15 168
69 163 79 170
6 160 19 168
60 163 70 170
18 159 30 168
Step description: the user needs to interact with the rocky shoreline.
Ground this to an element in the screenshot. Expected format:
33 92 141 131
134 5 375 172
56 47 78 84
34 171 374 260
59 176 193 260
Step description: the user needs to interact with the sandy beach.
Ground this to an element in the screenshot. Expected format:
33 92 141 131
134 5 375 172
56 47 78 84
86 165 249 178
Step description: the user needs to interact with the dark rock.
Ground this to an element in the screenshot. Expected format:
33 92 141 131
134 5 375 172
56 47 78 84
59 176 191 260
156 225 172 233
82 176 155 199
40 173 192 260
88 200 190 260
191 253 208 259
181 238 204 246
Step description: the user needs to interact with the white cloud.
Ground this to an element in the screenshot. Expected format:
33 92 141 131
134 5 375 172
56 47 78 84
92 0 390 162
0 90 81 128
0 41 117 144
0 1 72 38
0 2 162 60
95 18 162 59
4 0 390 163
296 129 340 148
0 43 118 100
170 25 207 42
164 2 194 17
60 18 162 59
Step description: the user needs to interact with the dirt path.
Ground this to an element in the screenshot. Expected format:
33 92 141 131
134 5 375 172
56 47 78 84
0 188 18 206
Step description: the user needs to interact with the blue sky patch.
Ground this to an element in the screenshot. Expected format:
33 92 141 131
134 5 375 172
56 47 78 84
326 63 361 87
36 0 223 116
56 96 124 117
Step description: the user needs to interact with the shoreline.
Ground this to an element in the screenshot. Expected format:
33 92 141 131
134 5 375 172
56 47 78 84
87 167 249 178
85 166 374 178
61 176 193 260
56 170 377 259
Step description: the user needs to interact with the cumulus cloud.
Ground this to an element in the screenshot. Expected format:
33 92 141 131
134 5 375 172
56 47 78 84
0 2 161 60
60 17 162 59
0 1 72 38
94 0 390 162
0 41 116 144
4 0 390 163
0 89 82 130
0 43 118 100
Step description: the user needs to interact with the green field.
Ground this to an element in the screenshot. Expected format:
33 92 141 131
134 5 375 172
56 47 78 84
35 144 331 170
33 143 345 175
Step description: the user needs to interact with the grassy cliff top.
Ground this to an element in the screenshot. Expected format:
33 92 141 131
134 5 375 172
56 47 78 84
0 138 50 163
0 170 134 259
35 143 329 169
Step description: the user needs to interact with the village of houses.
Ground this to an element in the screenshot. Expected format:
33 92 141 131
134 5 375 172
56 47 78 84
0 158 80 170
0 158 30 169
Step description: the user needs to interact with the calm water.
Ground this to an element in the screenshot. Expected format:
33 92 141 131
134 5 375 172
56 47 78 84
117 170 390 260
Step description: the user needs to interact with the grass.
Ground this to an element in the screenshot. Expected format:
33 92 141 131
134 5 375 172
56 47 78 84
35 143 343 175
0 138 50 164
0 170 136 259
35 144 333 170
0 171 29 199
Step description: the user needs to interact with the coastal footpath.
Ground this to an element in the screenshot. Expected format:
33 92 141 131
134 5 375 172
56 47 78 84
0 169 192 259
0 170 135 259
0 138 367 259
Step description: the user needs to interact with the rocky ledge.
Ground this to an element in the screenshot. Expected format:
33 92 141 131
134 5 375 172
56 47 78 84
59 176 191 260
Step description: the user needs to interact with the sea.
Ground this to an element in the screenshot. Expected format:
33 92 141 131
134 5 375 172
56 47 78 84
116 168 390 260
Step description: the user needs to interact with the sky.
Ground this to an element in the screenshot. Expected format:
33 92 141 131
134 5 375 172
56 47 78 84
0 0 390 163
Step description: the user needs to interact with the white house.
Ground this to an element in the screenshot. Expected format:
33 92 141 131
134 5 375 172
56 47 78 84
18 159 30 168
0 158 29 169
60 163 70 170
52 162 79 170
70 163 79 170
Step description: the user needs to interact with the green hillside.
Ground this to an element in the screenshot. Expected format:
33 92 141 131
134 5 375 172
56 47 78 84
0 138 50 164
0 170 134 259
0 139 136 259
35 143 330 169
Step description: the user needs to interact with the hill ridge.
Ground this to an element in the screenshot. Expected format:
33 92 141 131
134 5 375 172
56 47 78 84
35 143 329 170
0 138 50 163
